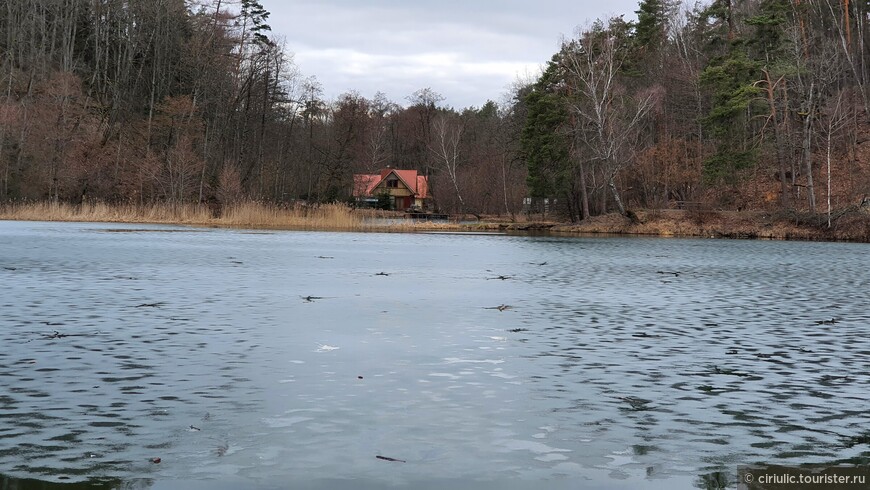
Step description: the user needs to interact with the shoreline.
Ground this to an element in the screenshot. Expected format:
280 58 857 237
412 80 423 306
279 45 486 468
491 209 870 243
2 202 869 243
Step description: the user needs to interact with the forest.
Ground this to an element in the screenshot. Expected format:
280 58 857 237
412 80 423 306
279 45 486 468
0 0 868 222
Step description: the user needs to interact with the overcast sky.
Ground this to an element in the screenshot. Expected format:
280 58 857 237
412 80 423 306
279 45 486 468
262 0 642 109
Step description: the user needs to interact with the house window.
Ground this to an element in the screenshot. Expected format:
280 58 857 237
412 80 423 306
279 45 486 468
386 178 398 188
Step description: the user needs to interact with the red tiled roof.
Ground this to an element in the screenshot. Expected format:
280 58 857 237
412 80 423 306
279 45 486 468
353 169 429 198
392 169 419 194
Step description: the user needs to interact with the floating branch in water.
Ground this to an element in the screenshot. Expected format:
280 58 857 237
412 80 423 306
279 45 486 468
711 365 751 377
487 275 513 280
316 256 334 259
376 455 406 463
135 302 166 308
697 385 727 393
819 374 853 385
656 270 681 277
40 331 95 340
484 304 512 311
374 272 390 276
616 396 653 411
815 318 839 325
301 295 325 302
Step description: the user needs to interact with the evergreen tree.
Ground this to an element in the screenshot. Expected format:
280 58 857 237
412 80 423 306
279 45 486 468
635 0 666 48
699 46 763 183
520 56 571 206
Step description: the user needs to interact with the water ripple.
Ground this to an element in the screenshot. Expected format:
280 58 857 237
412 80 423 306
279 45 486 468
1 223 868 487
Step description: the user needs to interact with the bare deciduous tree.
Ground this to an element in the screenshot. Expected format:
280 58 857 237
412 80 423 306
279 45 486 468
561 21 657 216
430 113 466 213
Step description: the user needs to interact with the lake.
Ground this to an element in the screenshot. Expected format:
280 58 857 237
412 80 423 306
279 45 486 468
1 221 868 489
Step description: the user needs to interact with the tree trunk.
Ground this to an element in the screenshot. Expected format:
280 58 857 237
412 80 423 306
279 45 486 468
826 125 832 228
500 156 511 217
578 162 590 219
725 0 735 41
763 70 792 208
803 87 816 212
608 175 626 216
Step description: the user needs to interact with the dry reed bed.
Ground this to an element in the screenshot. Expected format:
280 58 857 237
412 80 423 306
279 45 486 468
8 201 862 240
0 201 213 223
0 201 464 232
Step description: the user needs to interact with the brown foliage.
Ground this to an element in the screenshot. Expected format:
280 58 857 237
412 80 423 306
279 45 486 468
217 165 244 205
628 138 702 208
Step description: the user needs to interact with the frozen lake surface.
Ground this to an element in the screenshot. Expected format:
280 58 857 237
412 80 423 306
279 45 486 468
1 221 868 489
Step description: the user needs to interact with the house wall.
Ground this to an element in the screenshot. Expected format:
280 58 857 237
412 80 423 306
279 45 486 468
372 183 413 197
394 196 412 209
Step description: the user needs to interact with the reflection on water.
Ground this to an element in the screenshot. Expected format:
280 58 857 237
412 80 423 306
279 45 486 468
0 221 868 488
0 474 144 490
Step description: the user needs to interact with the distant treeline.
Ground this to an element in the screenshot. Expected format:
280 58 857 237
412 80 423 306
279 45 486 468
0 0 868 220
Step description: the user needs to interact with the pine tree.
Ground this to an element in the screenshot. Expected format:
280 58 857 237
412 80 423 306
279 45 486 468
521 57 570 202
699 46 763 183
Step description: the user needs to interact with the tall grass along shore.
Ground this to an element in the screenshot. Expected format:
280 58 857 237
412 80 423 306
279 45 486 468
0 201 460 232
2 200 869 241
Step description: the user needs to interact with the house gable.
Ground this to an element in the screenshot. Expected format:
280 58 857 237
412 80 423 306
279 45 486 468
372 170 415 196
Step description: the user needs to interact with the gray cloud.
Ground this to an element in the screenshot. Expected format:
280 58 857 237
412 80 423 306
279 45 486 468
263 0 641 108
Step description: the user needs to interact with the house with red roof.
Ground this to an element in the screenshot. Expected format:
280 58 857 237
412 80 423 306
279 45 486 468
353 168 429 210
